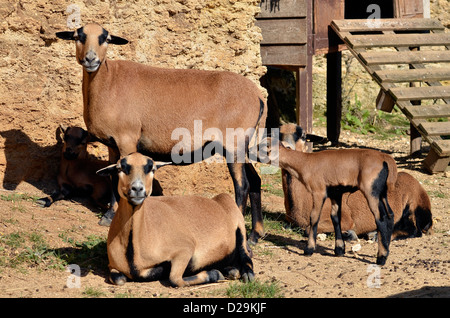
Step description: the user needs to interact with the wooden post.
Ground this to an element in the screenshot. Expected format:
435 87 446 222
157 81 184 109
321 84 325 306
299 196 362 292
296 63 313 152
326 50 342 145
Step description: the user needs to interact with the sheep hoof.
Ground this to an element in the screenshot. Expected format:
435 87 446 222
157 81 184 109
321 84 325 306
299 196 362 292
110 272 127 285
98 209 115 226
334 246 345 257
207 270 224 283
248 232 260 246
376 255 387 266
343 230 358 241
241 270 255 283
304 247 315 256
224 267 240 280
36 198 51 208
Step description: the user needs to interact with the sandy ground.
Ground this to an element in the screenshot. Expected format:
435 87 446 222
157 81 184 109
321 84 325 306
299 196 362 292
0 127 448 299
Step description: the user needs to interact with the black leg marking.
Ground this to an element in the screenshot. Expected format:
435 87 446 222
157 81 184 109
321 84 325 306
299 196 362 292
245 163 263 244
236 228 254 282
372 162 394 265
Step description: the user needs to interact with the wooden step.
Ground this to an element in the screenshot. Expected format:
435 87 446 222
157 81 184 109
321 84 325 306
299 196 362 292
346 33 450 49
374 67 450 83
390 86 450 101
331 18 445 33
404 104 450 119
431 140 450 156
418 121 450 136
359 50 450 65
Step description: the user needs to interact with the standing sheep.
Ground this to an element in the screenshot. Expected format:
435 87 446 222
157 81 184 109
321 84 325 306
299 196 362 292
280 124 433 240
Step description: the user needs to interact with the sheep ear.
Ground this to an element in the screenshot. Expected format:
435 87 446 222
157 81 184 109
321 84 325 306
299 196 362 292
59 124 68 134
107 35 129 45
154 161 172 170
56 31 75 41
96 164 118 176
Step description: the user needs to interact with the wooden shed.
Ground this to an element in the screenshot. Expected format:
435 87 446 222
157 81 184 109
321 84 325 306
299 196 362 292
256 0 428 143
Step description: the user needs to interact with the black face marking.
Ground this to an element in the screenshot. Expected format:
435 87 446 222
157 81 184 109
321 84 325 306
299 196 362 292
294 125 305 142
98 28 109 45
120 158 132 175
76 27 86 44
143 159 154 174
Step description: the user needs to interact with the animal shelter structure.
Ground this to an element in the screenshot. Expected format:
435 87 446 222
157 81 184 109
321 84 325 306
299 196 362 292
256 0 449 172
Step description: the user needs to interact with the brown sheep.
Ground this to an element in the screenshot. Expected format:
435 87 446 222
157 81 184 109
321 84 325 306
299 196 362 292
279 124 433 240
55 23 267 243
97 152 254 286
36 126 163 211
268 125 398 265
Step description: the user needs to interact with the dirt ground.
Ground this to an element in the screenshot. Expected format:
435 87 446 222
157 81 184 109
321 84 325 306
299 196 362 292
0 127 449 299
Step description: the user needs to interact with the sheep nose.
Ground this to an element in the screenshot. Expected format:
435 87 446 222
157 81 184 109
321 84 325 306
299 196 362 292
130 181 145 195
85 56 95 63
132 184 144 193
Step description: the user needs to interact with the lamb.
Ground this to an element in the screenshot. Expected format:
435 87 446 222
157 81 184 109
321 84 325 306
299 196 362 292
97 152 254 286
55 23 267 243
270 125 398 265
280 124 433 240
36 125 163 210
36 125 113 209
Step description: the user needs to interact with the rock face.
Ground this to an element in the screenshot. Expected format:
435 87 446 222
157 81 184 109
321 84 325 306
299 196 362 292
0 0 265 188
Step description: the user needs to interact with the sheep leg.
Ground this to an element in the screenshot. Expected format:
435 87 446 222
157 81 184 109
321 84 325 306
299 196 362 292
227 163 252 234
364 194 394 265
36 183 72 207
99 146 122 226
305 192 326 256
245 163 264 244
330 196 345 256
169 251 224 287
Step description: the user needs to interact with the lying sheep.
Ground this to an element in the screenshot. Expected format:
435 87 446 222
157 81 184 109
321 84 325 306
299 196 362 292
37 126 163 211
97 152 254 286
269 125 398 265
280 124 433 240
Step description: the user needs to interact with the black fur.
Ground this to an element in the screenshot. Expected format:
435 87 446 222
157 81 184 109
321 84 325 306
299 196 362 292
98 28 108 45
76 27 86 44
372 161 394 265
120 158 131 175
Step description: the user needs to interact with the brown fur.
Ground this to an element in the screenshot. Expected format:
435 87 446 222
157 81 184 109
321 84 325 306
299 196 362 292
98 153 254 287
37 126 163 209
274 126 398 265
56 23 267 242
36 126 112 209
279 123 432 240
283 171 433 238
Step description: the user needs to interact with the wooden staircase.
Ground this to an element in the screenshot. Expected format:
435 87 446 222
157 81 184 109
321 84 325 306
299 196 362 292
331 18 450 173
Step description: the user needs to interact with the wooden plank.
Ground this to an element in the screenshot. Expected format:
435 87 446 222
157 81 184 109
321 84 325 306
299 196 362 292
346 33 450 49
256 19 307 45
331 18 444 33
374 67 450 83
390 86 450 101
432 140 450 156
418 121 450 136
404 104 450 119
359 50 450 65
257 0 306 19
260 45 307 66
423 146 450 172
